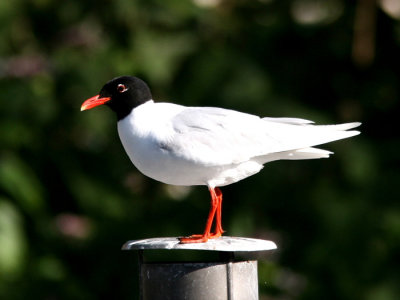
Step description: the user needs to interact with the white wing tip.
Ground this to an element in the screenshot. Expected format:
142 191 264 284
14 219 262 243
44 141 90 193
295 147 333 158
332 122 362 131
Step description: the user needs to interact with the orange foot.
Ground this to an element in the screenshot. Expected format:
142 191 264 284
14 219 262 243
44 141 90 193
179 231 223 244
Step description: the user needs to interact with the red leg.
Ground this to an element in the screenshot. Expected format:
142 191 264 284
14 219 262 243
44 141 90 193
210 187 224 238
179 187 224 244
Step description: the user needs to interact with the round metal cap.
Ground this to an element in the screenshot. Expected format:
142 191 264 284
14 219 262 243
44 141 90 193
122 236 277 252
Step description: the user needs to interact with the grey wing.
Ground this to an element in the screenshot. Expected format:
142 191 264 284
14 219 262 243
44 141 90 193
165 107 283 166
164 107 361 167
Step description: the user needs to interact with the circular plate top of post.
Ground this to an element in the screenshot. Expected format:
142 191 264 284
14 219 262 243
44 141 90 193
122 236 277 252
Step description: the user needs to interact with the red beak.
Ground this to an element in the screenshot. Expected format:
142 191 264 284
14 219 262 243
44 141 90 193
80 95 111 111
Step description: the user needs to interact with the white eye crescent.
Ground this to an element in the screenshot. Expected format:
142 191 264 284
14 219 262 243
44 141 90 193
117 84 128 93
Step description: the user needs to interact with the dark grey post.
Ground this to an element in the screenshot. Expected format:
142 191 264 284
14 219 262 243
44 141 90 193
122 237 276 300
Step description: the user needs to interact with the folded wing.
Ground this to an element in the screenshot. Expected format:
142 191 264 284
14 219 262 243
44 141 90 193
166 106 360 166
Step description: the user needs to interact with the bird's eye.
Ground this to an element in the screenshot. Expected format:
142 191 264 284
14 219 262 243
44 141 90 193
117 84 128 93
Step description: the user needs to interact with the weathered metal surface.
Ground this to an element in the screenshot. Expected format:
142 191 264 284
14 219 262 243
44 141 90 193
122 237 277 299
122 236 277 252
140 260 258 300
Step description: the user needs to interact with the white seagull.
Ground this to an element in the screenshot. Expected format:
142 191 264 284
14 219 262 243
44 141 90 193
81 76 361 243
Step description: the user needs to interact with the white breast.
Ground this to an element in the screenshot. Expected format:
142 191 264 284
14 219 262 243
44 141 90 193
117 101 223 186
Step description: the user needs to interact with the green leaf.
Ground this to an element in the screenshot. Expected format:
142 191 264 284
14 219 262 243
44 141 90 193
0 198 27 277
0 153 45 216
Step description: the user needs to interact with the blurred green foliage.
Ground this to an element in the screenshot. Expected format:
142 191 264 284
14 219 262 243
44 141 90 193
1 0 400 299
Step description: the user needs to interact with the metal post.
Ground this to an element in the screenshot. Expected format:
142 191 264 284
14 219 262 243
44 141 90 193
122 237 276 300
